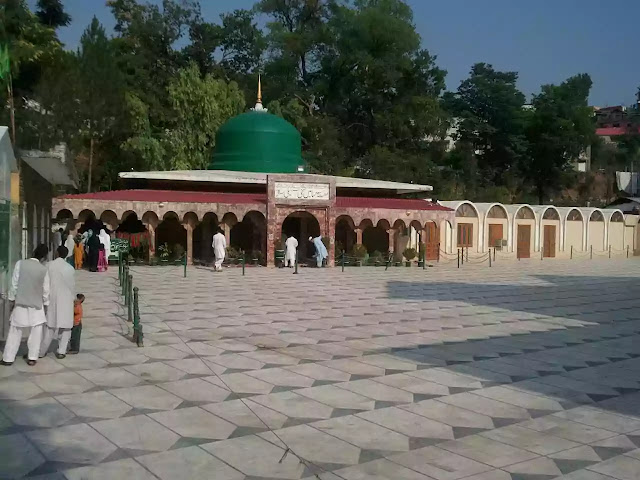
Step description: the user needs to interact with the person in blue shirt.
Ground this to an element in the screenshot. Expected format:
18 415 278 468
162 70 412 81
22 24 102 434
309 236 328 268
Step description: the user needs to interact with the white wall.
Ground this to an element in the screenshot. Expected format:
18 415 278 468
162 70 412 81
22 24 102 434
565 221 584 252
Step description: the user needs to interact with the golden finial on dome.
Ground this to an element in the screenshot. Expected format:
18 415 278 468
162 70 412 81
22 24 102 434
252 74 267 112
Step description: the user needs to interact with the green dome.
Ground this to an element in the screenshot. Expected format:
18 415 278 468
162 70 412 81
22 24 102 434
209 110 304 173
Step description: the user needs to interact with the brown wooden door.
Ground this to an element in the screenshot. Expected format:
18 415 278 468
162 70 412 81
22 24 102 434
488 224 503 249
517 225 531 258
457 224 473 248
543 225 556 258
425 223 438 260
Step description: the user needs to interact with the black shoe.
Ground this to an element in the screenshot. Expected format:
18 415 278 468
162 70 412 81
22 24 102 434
67 350 79 355
0 360 13 366
55 353 66 359
26 360 36 366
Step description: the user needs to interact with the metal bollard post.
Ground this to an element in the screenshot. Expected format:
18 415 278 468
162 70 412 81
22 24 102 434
133 287 143 346
493 247 496 263
457 249 460 268
122 266 128 299
609 245 611 259
437 243 440 263
341 251 345 273
127 275 133 322
385 252 391 271
489 251 492 267
242 251 245 276
627 245 630 258
590 245 593 260
422 252 426 270
570 245 573 260
541 248 543 261
119 252 122 285
183 253 187 278
461 248 464 265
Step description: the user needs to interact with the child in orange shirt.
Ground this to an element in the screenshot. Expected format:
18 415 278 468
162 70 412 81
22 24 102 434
68 294 85 354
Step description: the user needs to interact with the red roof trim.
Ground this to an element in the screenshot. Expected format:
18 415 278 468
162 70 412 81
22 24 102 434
596 127 640 136
58 190 267 204
336 197 452 211
58 190 452 212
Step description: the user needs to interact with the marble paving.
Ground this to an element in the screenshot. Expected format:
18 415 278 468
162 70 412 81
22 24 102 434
1 258 640 479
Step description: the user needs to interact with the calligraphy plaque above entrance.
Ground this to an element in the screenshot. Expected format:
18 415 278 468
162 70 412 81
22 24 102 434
274 182 330 201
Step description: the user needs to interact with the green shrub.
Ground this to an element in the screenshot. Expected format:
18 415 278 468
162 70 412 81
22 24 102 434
403 247 417 261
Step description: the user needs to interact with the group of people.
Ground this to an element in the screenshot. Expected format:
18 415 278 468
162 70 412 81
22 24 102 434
58 228 111 273
284 234 328 268
1 245 84 366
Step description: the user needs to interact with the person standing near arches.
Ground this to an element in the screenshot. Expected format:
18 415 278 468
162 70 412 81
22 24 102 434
285 234 298 267
309 236 328 268
212 227 227 271
1 245 50 366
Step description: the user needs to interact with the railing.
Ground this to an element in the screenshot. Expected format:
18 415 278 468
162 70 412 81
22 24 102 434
118 252 143 347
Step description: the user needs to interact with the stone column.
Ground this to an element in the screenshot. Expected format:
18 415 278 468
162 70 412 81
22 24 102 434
355 228 363 245
146 222 157 260
184 222 194 265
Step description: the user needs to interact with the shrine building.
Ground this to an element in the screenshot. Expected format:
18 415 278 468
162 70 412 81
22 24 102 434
53 88 455 267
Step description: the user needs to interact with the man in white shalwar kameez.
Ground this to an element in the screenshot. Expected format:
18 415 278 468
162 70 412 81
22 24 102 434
39 246 76 359
285 235 298 267
212 228 227 271
1 245 50 366
64 232 75 267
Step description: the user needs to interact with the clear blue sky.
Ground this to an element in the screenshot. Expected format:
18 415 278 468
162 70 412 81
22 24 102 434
29 0 640 106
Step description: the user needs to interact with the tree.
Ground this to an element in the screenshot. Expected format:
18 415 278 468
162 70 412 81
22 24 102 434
36 0 71 28
75 17 125 192
124 63 245 171
443 63 527 188
524 74 594 204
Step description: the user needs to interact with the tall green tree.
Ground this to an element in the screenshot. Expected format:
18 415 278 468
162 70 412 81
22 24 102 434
36 0 71 28
443 63 527 188
75 17 125 192
524 74 594 204
124 63 245 171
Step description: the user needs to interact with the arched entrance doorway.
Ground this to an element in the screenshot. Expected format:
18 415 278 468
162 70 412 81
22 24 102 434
156 212 187 260
363 220 389 256
281 211 320 261
231 211 267 264
335 216 356 254
193 213 218 264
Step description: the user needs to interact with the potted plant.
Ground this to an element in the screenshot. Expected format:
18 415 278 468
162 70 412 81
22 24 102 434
403 247 417 267
351 244 368 266
173 244 185 264
158 243 171 264
371 250 383 267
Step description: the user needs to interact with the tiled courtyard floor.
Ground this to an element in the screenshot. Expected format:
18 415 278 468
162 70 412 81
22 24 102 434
2 258 640 479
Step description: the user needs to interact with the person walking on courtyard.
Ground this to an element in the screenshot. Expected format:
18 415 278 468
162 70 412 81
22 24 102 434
212 227 227 271
309 236 328 268
68 294 85 354
98 228 111 266
39 246 75 359
285 234 298 268
73 236 84 269
64 232 75 267
1 245 50 366
86 230 100 272
97 245 108 272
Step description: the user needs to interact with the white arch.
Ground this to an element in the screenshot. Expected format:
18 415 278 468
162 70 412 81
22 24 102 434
581 207 606 251
532 205 561 253
557 207 584 252
438 200 481 251
601 208 625 249
504 204 538 253
474 202 509 252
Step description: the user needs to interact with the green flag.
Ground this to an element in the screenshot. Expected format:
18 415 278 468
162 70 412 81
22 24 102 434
0 44 10 81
